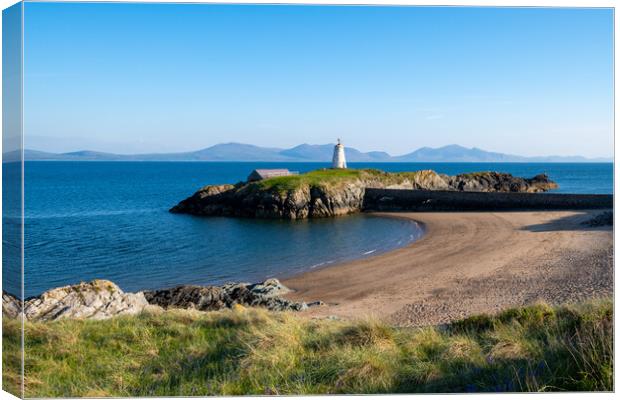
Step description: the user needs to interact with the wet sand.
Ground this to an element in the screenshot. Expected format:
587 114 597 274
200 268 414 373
282 210 613 326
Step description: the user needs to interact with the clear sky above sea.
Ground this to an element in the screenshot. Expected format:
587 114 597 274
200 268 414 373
23 3 613 157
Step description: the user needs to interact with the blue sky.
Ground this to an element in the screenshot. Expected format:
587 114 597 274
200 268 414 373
24 3 613 157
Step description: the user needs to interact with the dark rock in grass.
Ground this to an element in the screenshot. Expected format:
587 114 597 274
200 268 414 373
143 278 307 312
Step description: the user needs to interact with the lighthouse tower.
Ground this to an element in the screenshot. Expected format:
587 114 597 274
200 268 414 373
332 139 347 169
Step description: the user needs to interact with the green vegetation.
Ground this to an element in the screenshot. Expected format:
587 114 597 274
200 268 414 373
253 168 436 193
2 299 612 397
255 168 372 192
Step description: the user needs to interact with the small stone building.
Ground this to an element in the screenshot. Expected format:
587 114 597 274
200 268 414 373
247 169 295 182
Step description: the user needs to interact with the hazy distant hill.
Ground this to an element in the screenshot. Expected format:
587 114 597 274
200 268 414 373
394 145 610 163
187 143 293 161
10 143 611 163
395 145 522 162
280 144 392 162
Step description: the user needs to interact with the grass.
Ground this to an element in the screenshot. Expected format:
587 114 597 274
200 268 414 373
2 299 613 397
253 168 440 194
254 168 373 192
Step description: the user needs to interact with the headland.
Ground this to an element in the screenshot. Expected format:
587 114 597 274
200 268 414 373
170 168 559 219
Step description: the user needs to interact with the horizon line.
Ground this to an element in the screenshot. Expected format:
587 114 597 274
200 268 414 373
3 143 613 162
15 142 613 161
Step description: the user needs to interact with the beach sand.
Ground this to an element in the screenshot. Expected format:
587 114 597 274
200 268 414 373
282 210 613 326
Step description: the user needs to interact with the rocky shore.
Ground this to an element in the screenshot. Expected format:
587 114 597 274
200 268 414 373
170 169 558 219
2 278 316 322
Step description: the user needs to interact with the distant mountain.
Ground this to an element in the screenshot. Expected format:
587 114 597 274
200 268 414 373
396 145 522 162
11 143 611 163
188 143 291 161
60 150 127 160
280 144 392 162
395 145 611 163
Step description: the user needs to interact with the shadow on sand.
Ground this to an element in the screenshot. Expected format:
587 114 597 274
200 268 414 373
521 210 613 232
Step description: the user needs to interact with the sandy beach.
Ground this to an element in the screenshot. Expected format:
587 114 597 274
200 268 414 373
283 210 613 326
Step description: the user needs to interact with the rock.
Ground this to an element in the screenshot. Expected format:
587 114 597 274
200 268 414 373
21 280 149 321
170 169 558 220
409 170 451 190
248 278 291 297
3 278 314 322
143 285 228 311
2 291 21 319
170 184 236 214
447 172 558 193
143 278 307 312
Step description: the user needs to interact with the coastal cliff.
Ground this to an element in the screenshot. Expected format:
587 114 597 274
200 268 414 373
170 169 558 219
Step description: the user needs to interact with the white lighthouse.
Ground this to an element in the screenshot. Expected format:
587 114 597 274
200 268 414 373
331 139 347 169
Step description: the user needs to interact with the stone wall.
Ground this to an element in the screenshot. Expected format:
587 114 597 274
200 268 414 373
363 189 613 212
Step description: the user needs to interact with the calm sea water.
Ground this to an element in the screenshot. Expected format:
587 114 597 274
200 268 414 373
13 161 612 297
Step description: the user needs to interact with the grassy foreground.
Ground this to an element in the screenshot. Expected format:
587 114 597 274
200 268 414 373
3 299 613 396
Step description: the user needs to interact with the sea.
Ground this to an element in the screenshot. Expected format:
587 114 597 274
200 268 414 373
3 161 613 297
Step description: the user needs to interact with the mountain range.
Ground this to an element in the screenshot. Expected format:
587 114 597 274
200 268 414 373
6 143 611 163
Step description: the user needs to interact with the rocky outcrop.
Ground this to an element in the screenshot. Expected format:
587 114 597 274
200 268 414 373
4 280 151 322
170 169 558 220
3 291 21 319
170 180 366 219
3 278 313 321
143 278 308 312
445 172 558 193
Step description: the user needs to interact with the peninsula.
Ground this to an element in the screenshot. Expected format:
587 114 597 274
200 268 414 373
170 168 559 219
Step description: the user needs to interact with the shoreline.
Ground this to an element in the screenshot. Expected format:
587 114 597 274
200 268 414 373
270 213 426 284
12 212 425 300
281 209 613 326
6 209 612 326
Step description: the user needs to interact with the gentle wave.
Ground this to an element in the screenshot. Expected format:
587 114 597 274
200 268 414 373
309 260 335 269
